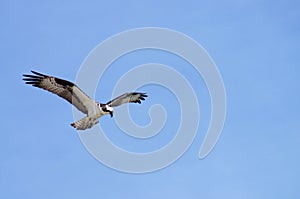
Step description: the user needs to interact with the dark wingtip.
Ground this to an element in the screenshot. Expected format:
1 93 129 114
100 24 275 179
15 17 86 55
23 71 47 82
141 93 148 97
23 71 41 85
133 92 148 97
22 78 38 81
30 70 47 77
140 93 147 101
25 82 37 85
23 75 37 78
133 92 147 104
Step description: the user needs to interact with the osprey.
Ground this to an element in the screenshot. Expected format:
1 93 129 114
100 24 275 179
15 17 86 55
23 71 147 130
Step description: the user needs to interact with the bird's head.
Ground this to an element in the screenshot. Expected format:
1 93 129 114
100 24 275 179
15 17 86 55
100 104 114 117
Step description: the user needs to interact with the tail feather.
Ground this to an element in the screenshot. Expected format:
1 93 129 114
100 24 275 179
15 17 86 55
71 116 99 130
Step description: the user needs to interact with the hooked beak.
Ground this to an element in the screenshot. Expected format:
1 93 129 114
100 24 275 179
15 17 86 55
110 111 113 117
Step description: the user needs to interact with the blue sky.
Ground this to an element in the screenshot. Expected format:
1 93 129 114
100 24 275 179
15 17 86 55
1 0 300 198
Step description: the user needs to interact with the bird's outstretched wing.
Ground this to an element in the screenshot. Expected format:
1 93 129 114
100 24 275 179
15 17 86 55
106 92 147 107
23 70 95 114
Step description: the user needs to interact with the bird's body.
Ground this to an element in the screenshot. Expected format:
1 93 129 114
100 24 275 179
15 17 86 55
23 71 147 130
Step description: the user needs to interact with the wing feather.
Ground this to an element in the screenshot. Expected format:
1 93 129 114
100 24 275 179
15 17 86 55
106 92 148 107
23 70 95 114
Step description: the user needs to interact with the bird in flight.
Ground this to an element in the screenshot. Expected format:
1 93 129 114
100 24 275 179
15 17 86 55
23 71 147 130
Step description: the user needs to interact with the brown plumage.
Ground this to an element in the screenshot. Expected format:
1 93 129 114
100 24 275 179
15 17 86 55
23 70 148 130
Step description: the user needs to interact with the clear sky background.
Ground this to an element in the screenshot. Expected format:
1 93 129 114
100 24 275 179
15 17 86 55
1 0 300 198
